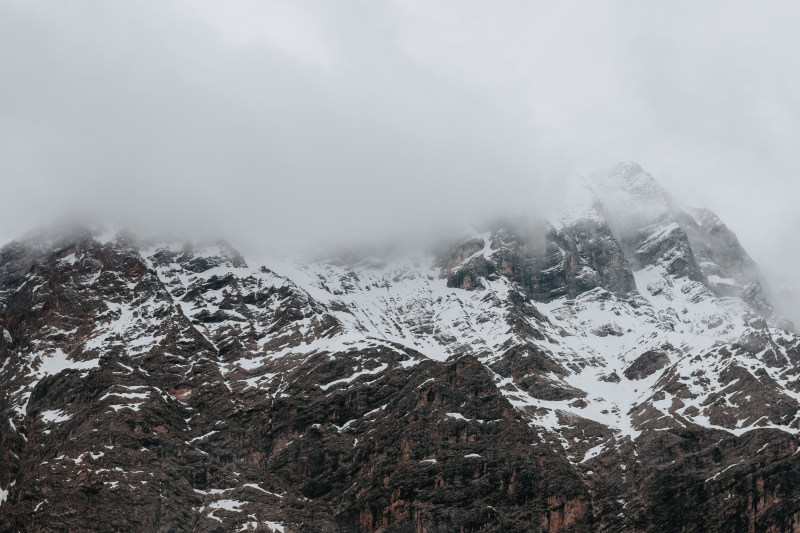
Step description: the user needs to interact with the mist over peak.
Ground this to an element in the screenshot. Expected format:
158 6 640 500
2 2 798 326
3 4 800 528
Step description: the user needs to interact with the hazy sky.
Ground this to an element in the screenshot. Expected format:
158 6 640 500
0 1 798 318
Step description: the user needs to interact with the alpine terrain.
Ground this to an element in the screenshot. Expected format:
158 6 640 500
1 163 799 532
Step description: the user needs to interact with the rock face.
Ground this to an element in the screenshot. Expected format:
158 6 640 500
623 349 671 380
1 164 800 532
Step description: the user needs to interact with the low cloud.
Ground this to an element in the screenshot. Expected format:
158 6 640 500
0 1 798 320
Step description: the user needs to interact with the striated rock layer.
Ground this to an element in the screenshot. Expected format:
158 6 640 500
1 164 800 532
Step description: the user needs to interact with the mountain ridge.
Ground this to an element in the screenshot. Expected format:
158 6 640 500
1 164 799 532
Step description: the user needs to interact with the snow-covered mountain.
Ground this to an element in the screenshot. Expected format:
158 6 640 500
2 163 799 532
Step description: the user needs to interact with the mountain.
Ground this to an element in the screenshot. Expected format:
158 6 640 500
2 163 800 532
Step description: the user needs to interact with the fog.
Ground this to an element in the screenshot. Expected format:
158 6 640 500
0 1 798 321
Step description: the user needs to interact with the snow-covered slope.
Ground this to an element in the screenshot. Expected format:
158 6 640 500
187 163 796 446
104 162 800 448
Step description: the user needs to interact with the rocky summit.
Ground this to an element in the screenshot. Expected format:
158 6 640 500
2 163 800 532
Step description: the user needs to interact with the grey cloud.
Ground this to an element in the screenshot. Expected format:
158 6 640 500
0 0 798 321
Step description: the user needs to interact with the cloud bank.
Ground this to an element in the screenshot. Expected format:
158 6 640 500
0 0 798 320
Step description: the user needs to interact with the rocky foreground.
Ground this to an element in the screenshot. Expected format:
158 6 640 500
2 163 800 532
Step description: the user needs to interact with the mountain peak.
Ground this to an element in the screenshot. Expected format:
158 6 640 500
591 162 670 205
609 160 645 177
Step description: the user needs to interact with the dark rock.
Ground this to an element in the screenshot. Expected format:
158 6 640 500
624 350 671 380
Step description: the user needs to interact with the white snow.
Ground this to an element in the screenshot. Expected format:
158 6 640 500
320 363 388 391
37 349 100 377
188 431 218 443
108 403 144 412
580 443 606 463
209 499 246 512
40 409 71 424
264 521 285 533
242 483 284 498
99 391 150 401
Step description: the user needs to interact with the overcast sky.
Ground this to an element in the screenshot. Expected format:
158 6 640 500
0 0 798 319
